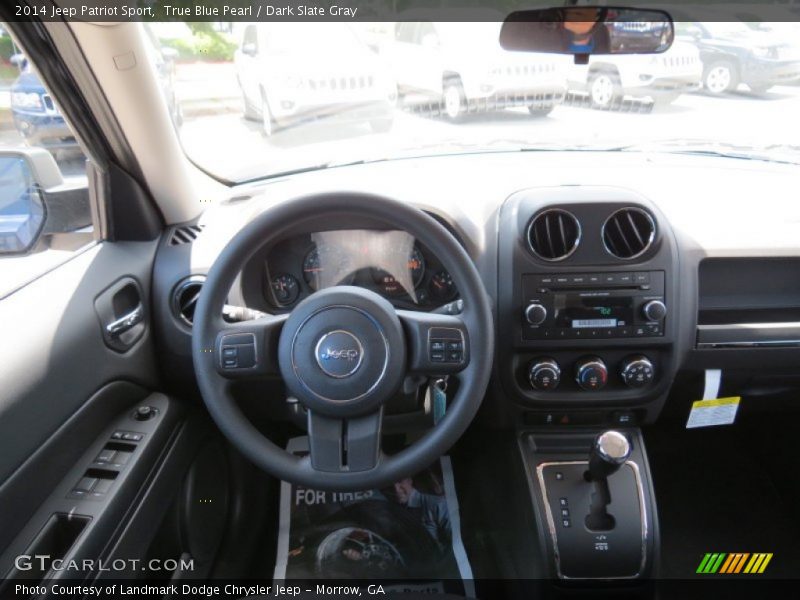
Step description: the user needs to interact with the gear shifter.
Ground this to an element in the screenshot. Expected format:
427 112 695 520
585 431 631 531
587 430 631 482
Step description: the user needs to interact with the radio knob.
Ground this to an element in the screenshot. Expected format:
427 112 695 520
529 358 561 391
620 355 655 388
575 357 608 391
642 300 667 322
525 303 547 326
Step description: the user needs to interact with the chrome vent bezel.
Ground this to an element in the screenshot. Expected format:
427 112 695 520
602 207 657 260
526 208 582 262
171 275 206 326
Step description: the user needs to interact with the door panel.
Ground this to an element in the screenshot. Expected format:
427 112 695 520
0 239 159 489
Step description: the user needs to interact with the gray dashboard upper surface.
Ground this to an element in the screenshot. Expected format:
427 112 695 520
191 150 800 273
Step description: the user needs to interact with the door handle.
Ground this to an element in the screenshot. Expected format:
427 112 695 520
106 303 144 336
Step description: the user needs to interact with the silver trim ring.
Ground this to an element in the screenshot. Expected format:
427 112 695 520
536 460 648 580
525 208 582 262
601 206 657 261
171 275 207 327
314 329 365 379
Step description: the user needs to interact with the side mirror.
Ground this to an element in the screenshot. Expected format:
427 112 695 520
241 42 258 57
500 6 674 56
0 149 55 255
0 148 90 256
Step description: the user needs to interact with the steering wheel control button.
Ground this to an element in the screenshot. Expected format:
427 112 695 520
528 357 561 390
314 330 364 378
620 355 655 388
219 333 256 370
428 328 465 365
575 356 609 391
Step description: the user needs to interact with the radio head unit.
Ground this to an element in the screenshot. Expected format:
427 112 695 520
522 271 666 340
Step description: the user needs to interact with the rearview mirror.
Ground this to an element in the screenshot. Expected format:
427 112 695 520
241 42 257 57
0 151 48 255
500 6 674 56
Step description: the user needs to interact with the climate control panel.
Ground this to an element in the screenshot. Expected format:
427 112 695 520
527 355 655 392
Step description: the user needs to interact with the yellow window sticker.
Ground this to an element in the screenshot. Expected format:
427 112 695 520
686 397 740 429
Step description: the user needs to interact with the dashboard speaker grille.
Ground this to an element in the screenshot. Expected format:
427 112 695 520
527 209 581 261
172 277 206 326
602 207 656 259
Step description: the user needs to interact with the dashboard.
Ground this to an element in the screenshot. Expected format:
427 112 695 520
253 229 459 312
151 149 800 428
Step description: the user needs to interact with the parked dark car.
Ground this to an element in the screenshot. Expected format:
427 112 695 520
9 57 78 153
10 28 181 154
675 20 800 94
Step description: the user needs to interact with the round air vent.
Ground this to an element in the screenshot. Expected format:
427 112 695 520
172 276 206 326
602 207 656 260
526 208 581 261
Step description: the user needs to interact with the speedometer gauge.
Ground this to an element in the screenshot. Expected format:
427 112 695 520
372 247 426 296
302 245 355 291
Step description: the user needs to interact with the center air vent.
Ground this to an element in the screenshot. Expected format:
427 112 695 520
602 207 656 259
527 209 581 261
172 276 206 326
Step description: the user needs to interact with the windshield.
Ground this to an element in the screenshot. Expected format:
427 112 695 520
150 20 800 183
700 22 753 36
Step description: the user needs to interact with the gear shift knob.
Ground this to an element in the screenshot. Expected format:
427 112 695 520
588 431 631 482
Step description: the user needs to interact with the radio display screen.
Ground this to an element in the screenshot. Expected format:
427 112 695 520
554 294 634 329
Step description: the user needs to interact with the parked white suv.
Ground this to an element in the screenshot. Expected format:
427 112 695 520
569 39 702 109
383 20 568 119
235 23 397 136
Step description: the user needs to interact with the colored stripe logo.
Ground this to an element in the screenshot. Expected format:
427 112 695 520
696 553 773 574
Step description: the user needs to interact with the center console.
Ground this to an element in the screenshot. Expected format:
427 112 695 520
497 186 681 426
519 429 659 581
497 186 677 583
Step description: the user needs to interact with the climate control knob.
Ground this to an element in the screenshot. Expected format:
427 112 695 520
528 358 561 391
575 357 608 391
524 302 547 326
642 300 667 322
620 355 655 388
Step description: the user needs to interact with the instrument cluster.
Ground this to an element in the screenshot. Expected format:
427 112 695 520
263 229 459 311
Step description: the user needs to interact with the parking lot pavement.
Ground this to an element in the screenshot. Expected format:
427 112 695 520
177 84 800 182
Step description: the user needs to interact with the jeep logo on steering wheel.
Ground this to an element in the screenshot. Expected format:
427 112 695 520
314 330 364 378
320 348 360 361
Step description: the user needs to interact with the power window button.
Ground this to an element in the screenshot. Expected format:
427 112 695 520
76 477 97 492
93 479 113 494
96 449 115 463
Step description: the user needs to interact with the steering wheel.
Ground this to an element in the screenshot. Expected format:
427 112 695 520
192 192 494 490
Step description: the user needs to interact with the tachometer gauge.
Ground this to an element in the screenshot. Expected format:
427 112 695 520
302 245 355 291
270 273 300 307
372 247 426 296
429 270 457 302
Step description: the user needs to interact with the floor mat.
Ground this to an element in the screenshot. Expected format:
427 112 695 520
272 437 475 596
645 424 800 579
